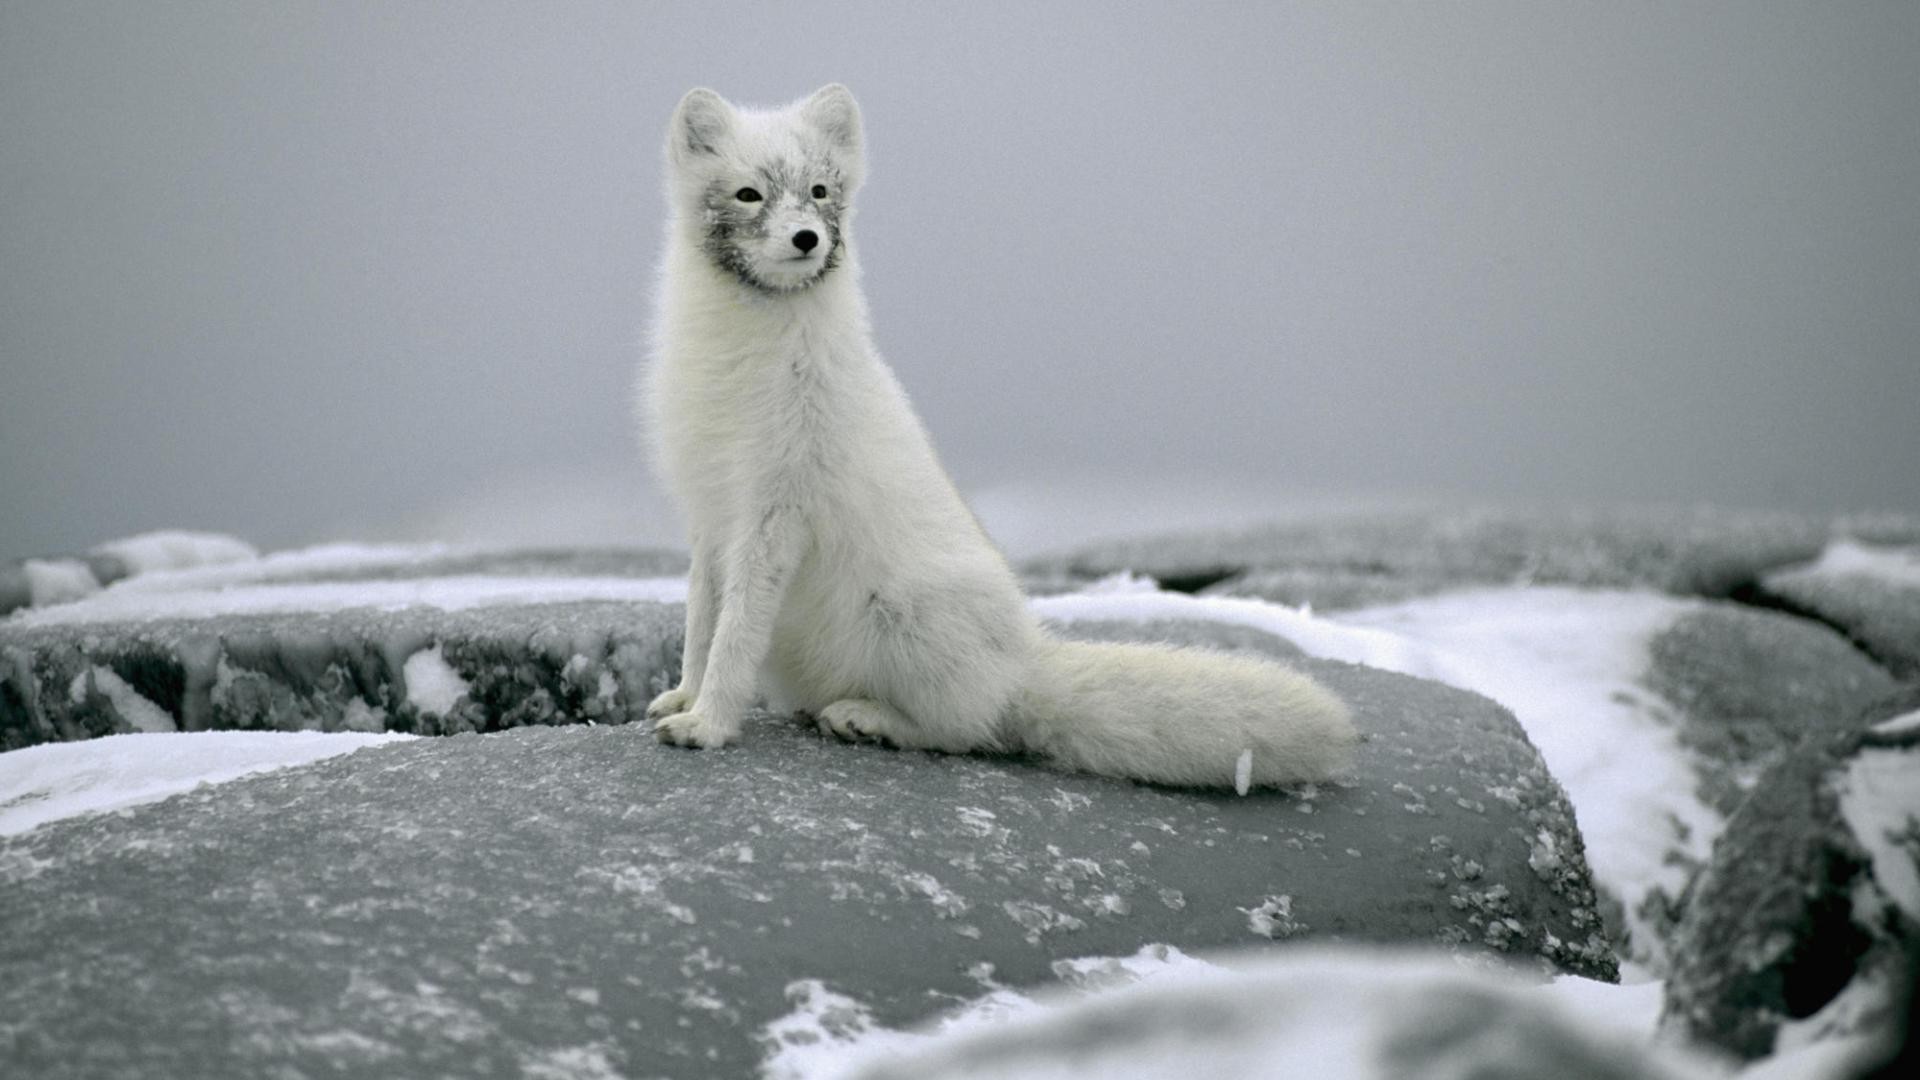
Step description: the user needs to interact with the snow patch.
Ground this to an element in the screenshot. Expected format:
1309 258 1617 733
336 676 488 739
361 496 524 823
1798 539 1920 588
91 530 257 575
403 645 471 717
786 947 1704 1080
1870 708 1920 738
1836 742 1920 920
11 573 690 627
1333 586 1718 975
0 731 414 836
22 559 100 606
759 945 1220 1080
67 666 176 733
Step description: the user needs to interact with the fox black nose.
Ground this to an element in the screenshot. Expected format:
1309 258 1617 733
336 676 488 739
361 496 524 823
792 229 819 253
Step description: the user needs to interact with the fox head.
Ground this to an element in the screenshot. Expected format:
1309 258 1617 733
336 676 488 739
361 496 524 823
666 84 865 294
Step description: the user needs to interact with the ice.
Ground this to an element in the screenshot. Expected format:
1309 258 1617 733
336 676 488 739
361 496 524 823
0 730 413 836
1798 539 1920 587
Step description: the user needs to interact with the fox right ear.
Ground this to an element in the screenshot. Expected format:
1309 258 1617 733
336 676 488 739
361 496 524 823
669 88 734 163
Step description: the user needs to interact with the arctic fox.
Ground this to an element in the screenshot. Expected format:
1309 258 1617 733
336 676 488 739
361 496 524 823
640 85 1357 788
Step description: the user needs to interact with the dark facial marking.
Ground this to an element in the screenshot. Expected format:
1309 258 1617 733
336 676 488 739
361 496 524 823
698 156 851 293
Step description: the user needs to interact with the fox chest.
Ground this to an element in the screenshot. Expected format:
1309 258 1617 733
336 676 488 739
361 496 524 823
655 354 862 521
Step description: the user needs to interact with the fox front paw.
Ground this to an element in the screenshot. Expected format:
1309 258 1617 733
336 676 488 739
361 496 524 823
647 686 695 720
654 708 737 749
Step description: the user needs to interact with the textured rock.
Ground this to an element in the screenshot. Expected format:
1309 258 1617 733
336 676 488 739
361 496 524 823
1662 688 1920 1060
1646 605 1899 816
1024 507 1920 613
0 656 1613 1079
0 600 685 750
1761 553 1920 680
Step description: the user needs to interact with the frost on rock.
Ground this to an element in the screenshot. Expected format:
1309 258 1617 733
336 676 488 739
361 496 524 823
1663 689 1920 1061
0 586 685 749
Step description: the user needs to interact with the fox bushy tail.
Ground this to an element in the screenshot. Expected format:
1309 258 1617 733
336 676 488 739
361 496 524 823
1011 637 1359 789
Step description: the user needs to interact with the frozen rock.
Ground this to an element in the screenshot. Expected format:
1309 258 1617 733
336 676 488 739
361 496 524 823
0 544 692 750
0 600 685 750
1025 506 1920 613
0 653 1613 1078
1759 540 1920 679
1645 605 1899 817
1662 687 1920 1060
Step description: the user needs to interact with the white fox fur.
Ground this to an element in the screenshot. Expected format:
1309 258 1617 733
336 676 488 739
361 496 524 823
639 85 1357 788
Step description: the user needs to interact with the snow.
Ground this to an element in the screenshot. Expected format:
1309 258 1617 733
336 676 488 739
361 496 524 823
763 946 1708 1080
404 645 473 717
1331 586 1718 976
91 530 258 575
760 945 1221 1080
21 558 100 606
1039 582 1719 976
1796 538 1920 587
1870 708 1920 738
1835 741 1920 921
0 551 1877 1075
68 666 176 733
0 731 413 837
9 572 690 627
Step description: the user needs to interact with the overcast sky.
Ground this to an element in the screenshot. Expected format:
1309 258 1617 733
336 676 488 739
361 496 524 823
3 1 1916 560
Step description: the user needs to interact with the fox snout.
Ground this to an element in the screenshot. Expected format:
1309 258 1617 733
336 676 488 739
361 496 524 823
792 229 819 254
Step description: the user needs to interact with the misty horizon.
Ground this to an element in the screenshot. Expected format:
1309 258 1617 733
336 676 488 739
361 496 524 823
4 2 1916 561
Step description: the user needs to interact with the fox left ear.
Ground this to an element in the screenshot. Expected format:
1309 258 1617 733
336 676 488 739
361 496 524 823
800 84 863 166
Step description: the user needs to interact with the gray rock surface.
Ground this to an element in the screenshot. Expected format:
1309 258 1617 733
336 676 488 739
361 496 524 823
0 657 1613 1079
1760 562 1920 681
1025 507 1920 613
1662 687 1920 1060
1646 605 1899 816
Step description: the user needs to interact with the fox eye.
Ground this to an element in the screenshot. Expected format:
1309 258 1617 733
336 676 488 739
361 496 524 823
735 187 762 202
810 184 828 199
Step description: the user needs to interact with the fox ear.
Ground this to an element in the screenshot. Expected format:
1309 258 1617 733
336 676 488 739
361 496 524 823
669 88 734 163
800 84 863 163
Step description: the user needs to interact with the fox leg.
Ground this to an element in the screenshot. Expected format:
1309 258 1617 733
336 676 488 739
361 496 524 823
648 536 718 720
655 508 802 749
817 699 915 747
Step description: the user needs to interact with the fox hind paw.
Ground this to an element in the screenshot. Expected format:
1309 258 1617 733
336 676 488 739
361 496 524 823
817 699 905 748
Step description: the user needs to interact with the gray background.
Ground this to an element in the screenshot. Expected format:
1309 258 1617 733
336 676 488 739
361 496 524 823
3 1 1915 561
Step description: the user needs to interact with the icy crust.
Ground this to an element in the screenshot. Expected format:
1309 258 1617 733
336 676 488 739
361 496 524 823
0 690 1615 1079
1024 506 1920 613
0 599 685 750
0 531 259 616
0 730 412 836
